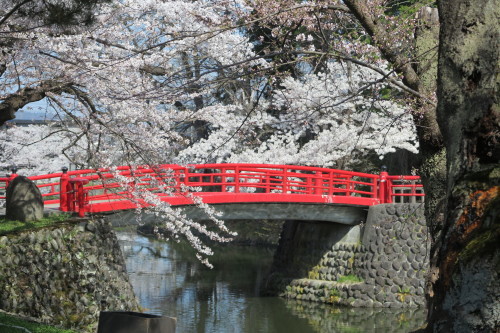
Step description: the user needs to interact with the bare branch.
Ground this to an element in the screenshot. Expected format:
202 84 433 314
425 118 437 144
39 51 81 67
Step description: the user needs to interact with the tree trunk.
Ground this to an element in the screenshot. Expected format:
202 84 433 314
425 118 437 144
426 0 500 331
413 9 448 306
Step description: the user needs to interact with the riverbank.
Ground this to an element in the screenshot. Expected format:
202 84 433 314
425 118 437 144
0 311 75 333
0 213 72 236
0 218 139 332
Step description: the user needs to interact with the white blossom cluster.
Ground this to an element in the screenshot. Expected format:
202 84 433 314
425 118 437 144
0 124 81 176
179 62 418 167
109 167 236 266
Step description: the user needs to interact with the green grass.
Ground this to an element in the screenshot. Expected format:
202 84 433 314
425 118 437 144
0 213 72 236
337 274 363 284
0 313 75 333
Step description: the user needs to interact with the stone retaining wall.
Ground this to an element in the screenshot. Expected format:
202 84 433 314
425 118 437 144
0 219 139 332
276 203 429 308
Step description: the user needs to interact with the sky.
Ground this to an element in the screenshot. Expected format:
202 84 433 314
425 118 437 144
11 100 58 121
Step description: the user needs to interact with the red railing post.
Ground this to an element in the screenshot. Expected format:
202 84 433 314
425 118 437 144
328 171 333 196
184 166 190 188
234 165 240 193
81 187 87 217
174 169 181 193
411 180 416 203
68 178 89 217
372 176 378 198
10 166 18 178
379 165 389 204
3 166 19 192
314 171 322 195
76 180 88 217
282 167 288 194
265 171 271 193
59 167 69 211
346 176 351 197
306 175 312 194
221 168 227 192
387 178 393 203
127 180 136 198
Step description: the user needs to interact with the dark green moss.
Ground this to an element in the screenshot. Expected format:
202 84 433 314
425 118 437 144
337 275 363 284
459 224 500 265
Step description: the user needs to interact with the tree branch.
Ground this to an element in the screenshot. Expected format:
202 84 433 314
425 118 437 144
300 50 435 105
0 80 72 125
342 0 420 90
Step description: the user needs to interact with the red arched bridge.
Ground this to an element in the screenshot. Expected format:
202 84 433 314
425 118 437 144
0 164 424 220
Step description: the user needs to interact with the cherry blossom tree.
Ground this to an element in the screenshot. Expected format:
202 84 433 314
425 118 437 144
1 0 421 265
0 0 111 124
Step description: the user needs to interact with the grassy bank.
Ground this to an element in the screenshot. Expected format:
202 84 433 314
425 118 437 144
0 313 75 333
0 213 73 236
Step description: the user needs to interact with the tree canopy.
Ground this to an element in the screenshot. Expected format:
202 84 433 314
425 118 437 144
1 0 428 171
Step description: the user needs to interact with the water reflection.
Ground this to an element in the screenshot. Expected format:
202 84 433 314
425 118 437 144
284 300 427 333
117 231 426 333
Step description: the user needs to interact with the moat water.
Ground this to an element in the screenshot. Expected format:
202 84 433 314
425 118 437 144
116 230 427 333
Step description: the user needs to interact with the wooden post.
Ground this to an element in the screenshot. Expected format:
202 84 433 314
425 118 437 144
69 178 89 217
9 166 18 181
4 166 18 192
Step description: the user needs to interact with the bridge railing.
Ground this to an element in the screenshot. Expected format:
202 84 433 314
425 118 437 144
178 164 380 196
0 177 10 204
0 164 424 216
386 175 425 204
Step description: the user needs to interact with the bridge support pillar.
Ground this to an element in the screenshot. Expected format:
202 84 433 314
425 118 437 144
266 204 429 308
266 220 361 291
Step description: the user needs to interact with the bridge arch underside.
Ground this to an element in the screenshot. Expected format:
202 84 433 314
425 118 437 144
105 203 368 227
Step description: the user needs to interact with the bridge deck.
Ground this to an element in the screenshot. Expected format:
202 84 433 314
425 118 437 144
107 203 368 226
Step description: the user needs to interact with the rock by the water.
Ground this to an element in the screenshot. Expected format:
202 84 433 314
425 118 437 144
5 176 44 222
